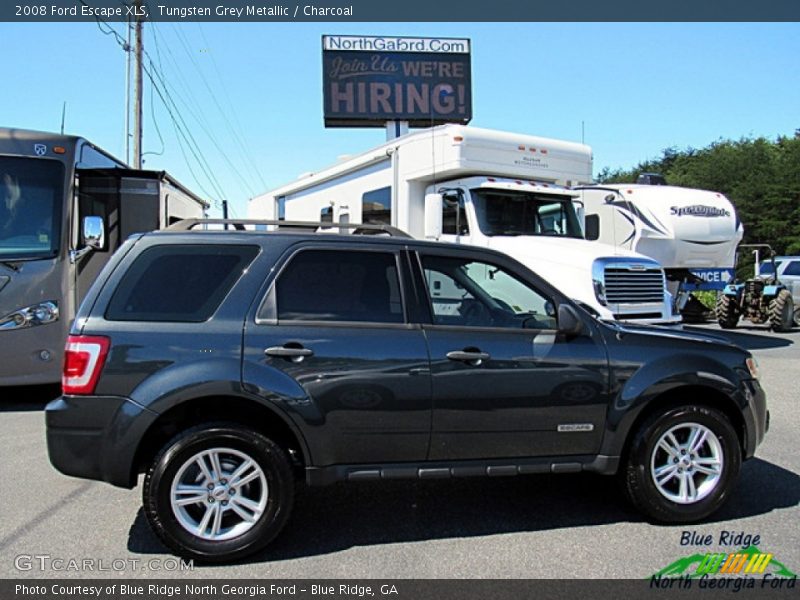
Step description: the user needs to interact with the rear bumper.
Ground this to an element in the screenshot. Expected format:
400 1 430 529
46 395 158 488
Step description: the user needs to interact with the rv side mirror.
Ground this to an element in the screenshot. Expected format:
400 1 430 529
83 216 106 250
424 193 443 239
557 304 585 337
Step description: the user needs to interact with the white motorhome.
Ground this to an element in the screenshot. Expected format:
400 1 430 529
575 183 743 310
249 125 676 323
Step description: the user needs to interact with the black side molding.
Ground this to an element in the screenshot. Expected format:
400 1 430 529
305 455 620 486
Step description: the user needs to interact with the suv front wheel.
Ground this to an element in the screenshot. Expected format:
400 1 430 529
143 423 294 562
622 405 741 523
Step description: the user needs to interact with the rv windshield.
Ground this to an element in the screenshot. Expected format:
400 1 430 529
0 157 64 259
472 189 583 238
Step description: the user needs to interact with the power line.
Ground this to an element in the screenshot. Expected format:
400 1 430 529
143 61 225 204
143 58 228 201
84 3 228 207
169 24 262 196
197 24 268 190
150 25 259 197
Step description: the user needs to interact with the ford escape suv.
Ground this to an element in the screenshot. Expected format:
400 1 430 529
46 219 768 562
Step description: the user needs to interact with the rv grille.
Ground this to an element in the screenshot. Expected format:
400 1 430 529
604 266 665 304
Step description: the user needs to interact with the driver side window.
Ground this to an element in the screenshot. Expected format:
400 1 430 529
421 255 557 329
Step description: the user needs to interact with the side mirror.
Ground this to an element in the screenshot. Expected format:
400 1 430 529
83 216 105 250
558 304 585 337
424 193 443 239
442 189 461 207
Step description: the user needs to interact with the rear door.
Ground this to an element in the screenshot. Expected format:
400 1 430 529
242 243 432 467
411 248 610 461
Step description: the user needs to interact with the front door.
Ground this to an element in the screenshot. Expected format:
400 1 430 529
413 250 610 461
243 246 432 467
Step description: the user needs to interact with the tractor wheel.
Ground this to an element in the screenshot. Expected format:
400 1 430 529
716 295 739 329
769 289 794 332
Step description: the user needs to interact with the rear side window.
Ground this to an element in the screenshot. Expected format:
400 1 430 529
106 244 259 322
276 250 403 323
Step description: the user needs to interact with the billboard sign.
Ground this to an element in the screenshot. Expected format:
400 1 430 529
322 35 472 128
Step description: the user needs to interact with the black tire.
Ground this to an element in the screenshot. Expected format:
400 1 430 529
143 423 294 563
769 289 794 332
716 294 739 329
622 405 741 523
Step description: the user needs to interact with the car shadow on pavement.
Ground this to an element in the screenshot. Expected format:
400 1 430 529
684 326 795 350
0 384 60 412
126 457 799 563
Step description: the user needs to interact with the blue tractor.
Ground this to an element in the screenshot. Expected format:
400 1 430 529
716 244 794 332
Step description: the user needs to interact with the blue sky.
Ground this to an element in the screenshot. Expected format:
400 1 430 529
1 22 798 216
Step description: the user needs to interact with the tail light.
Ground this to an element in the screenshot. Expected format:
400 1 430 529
62 335 110 395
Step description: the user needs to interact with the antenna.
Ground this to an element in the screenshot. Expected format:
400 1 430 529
60 102 67 135
581 120 585 144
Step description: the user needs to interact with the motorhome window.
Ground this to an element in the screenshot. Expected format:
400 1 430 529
0 157 64 259
472 190 582 238
421 255 556 329
320 206 333 223
277 197 286 221
584 214 600 241
276 250 403 323
362 187 391 225
105 244 259 322
442 199 469 236
78 145 122 169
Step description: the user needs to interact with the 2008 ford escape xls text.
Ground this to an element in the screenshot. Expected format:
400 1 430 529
46 219 768 563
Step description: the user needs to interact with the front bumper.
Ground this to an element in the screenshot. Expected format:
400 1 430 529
0 323 66 385
742 378 768 459
46 395 158 488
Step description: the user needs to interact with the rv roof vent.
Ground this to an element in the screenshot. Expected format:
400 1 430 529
636 172 667 186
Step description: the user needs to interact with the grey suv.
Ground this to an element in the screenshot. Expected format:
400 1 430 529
46 220 768 562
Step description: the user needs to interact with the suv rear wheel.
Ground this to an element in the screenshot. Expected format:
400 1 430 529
143 423 294 562
622 405 741 523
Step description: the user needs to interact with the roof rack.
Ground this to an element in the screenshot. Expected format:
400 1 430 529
167 219 412 238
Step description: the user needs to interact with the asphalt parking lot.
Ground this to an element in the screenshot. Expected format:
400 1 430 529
1 324 798 579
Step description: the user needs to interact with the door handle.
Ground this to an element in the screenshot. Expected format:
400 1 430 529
446 350 490 365
265 344 314 362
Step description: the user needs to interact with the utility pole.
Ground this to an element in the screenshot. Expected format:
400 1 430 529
132 0 144 169
125 16 132 165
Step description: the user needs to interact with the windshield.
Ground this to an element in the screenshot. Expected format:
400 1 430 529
0 157 64 259
472 189 583 238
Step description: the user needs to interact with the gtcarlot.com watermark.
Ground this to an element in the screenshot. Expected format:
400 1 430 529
14 554 193 572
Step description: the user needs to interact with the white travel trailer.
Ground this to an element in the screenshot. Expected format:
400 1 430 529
575 183 743 311
249 125 676 323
